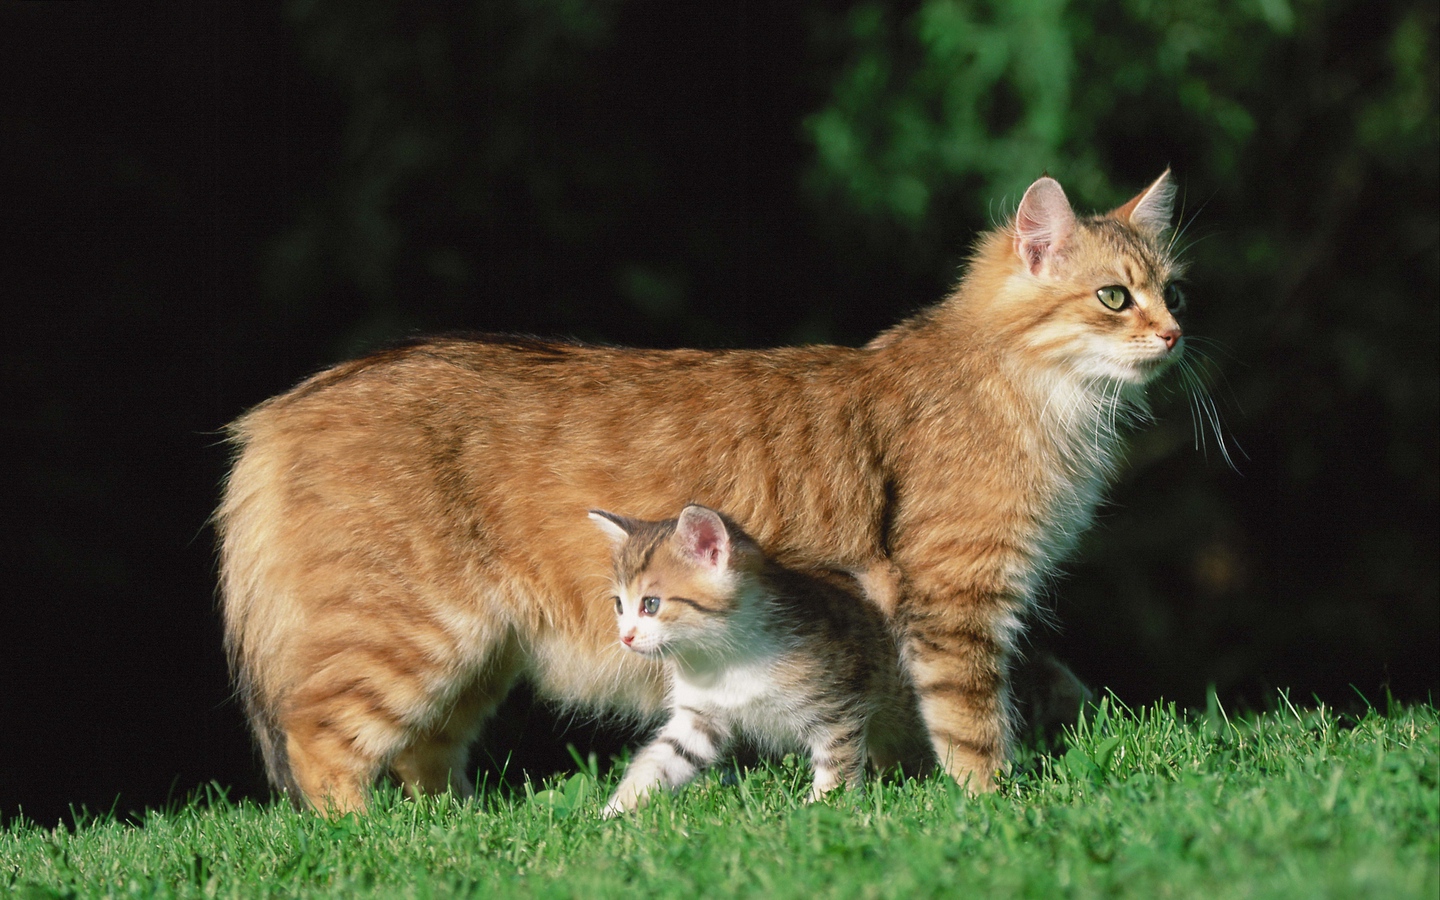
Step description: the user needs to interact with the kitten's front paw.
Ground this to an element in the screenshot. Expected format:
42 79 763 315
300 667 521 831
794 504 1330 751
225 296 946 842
805 764 845 804
601 790 638 819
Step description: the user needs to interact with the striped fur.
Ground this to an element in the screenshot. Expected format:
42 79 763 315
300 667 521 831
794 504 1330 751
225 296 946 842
217 171 1183 812
592 506 925 816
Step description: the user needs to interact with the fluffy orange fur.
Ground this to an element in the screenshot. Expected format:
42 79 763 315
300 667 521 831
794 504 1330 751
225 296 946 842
217 171 1184 813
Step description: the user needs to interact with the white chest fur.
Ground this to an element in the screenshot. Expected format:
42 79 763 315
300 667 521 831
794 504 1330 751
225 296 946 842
668 657 814 751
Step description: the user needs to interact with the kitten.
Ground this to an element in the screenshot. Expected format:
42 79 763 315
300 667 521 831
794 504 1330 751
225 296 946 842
589 505 925 816
218 171 1184 813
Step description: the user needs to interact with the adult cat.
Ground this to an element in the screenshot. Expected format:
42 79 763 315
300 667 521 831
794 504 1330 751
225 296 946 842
218 171 1184 812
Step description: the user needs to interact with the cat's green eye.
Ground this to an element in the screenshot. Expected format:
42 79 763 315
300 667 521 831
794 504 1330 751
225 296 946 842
641 596 661 616
613 596 623 616
1096 285 1131 311
1164 282 1186 313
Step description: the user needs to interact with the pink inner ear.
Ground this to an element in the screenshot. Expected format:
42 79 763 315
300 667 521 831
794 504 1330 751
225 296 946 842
678 507 730 569
1014 176 1075 275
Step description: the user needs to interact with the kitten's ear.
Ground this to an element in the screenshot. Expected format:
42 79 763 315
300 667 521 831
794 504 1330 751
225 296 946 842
588 510 633 547
1113 169 1176 236
1014 176 1076 276
675 505 731 571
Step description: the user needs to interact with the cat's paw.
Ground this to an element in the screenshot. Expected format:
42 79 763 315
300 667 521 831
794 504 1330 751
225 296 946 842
805 782 838 805
601 789 638 818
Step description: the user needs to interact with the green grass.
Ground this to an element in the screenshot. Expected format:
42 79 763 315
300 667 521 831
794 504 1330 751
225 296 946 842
4 696 1437 899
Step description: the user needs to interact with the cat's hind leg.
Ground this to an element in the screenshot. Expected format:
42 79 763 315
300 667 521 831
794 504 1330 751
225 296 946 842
280 613 518 815
390 654 522 800
281 696 393 816
806 720 867 803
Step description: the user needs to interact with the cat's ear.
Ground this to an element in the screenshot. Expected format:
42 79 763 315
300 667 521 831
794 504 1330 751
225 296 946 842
1113 169 1176 236
675 505 731 571
1014 176 1076 276
588 510 633 547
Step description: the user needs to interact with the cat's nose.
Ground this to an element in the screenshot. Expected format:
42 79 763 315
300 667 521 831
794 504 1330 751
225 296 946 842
1157 326 1181 350
621 631 635 646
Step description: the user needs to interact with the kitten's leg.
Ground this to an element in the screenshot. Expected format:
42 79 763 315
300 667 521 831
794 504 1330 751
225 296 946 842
1010 650 1093 746
863 660 935 779
806 720 867 803
900 600 1019 794
865 702 936 779
603 707 727 818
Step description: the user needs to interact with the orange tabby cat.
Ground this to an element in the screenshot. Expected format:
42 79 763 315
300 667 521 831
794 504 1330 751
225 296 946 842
218 171 1183 813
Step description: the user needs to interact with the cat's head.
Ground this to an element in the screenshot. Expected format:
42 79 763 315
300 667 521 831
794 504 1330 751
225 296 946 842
588 504 759 659
968 170 1187 386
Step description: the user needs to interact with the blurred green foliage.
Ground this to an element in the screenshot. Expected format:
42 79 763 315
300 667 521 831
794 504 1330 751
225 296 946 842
807 0 1436 262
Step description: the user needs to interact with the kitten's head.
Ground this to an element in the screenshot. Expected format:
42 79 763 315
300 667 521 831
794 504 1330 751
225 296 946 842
970 170 1187 386
588 504 760 659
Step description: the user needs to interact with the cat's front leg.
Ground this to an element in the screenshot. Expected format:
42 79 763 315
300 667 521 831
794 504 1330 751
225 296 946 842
603 707 727 817
899 595 1021 793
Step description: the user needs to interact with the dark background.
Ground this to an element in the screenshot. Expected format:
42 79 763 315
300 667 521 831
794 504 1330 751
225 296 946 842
2 0 1435 827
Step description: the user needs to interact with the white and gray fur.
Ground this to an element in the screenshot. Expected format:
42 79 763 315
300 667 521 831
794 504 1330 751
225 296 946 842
590 504 928 816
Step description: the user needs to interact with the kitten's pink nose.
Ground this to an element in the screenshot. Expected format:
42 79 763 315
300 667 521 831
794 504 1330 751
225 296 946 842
1157 326 1182 350
621 631 635 647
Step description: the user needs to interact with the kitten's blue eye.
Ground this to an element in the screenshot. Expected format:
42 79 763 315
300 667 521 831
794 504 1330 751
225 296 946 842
641 596 661 616
613 596 623 616
1164 282 1186 313
1097 285 1131 311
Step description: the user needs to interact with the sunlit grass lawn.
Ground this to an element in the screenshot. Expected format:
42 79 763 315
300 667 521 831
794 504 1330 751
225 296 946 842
4 696 1436 899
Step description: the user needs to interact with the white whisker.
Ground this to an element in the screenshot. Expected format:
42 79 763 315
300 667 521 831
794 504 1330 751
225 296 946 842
1179 360 1206 455
1174 351 1244 472
1167 188 1215 257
